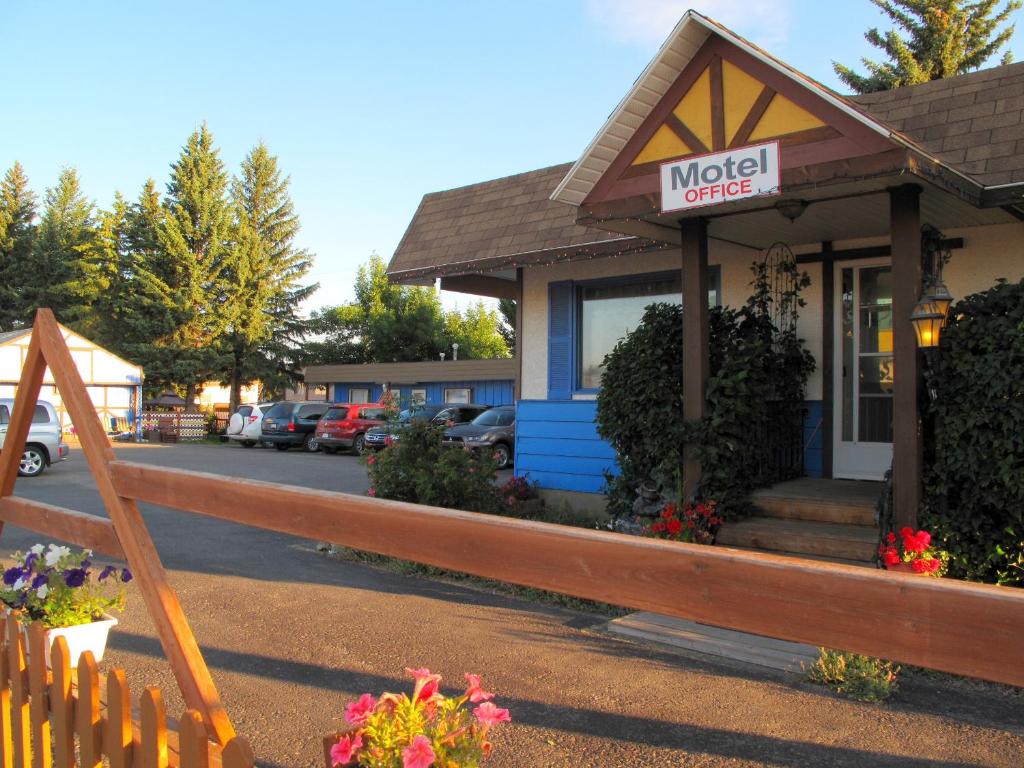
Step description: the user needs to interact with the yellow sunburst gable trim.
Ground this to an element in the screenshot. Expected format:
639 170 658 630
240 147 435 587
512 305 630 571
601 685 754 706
632 124 692 165
673 68 713 151
722 60 764 145
748 93 825 141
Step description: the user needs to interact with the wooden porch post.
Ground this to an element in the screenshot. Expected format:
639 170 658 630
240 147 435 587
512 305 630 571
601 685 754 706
681 218 710 500
889 184 923 529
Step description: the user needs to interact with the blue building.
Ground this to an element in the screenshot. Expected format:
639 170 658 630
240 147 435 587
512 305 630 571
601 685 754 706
303 359 516 410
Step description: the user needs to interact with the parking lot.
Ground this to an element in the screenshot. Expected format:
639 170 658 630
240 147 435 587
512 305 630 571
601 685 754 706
2 442 1022 767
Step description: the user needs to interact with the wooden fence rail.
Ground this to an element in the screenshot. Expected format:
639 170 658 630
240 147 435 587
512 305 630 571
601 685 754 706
0 308 1022 764
0 615 253 768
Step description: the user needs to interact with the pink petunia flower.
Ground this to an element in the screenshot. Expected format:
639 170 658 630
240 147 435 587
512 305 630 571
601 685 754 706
367 488 376 497
330 732 363 766
464 673 494 703
344 693 377 725
473 701 511 727
401 735 436 768
405 667 442 702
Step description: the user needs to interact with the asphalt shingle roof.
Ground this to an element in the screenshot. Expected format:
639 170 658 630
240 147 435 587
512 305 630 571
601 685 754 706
850 61 1024 186
389 63 1024 279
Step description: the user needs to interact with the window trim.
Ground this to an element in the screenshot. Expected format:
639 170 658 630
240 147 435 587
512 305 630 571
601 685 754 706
348 387 371 403
571 267 722 394
444 387 472 404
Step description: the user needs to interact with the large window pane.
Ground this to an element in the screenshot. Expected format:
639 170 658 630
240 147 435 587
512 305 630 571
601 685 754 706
577 277 681 390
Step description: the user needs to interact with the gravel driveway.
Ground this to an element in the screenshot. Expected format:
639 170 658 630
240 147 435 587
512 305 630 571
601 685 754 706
1 442 1021 767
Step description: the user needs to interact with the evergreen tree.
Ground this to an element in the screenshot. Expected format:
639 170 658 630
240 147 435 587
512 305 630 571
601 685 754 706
0 163 38 331
835 0 1021 93
224 143 316 411
25 168 104 334
155 125 235 408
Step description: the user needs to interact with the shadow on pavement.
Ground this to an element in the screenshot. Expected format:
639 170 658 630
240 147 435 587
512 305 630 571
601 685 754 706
109 630 989 768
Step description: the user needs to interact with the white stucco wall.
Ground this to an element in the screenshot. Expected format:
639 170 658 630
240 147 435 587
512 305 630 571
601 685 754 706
520 221 1024 403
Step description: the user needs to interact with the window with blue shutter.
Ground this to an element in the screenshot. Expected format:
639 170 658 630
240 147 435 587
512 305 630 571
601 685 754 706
548 280 574 400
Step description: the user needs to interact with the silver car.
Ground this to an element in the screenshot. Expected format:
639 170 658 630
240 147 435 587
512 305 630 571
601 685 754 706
0 399 70 477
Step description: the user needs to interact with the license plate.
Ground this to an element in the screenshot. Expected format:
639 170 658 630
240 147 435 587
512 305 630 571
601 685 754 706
322 433 332 439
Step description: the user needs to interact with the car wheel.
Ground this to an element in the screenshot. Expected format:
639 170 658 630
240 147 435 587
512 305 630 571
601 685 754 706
18 447 46 478
492 443 512 470
304 434 319 452
274 443 290 452
352 434 365 455
241 440 256 448
323 446 338 455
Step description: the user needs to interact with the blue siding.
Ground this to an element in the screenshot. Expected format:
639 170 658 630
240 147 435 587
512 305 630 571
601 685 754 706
803 400 824 479
515 400 617 494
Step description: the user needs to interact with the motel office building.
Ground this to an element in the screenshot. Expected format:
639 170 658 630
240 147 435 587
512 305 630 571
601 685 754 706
386 12 1024 530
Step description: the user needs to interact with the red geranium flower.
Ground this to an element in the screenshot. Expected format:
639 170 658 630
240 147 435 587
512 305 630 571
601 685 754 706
666 518 682 535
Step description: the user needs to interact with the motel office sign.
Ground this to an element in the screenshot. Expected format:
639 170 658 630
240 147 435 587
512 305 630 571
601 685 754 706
660 141 781 213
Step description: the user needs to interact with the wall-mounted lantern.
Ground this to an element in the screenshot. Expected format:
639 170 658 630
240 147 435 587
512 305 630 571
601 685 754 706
913 226 954 349
911 297 945 348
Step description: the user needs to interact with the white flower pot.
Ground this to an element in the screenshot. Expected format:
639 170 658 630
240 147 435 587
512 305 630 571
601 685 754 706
7 613 118 669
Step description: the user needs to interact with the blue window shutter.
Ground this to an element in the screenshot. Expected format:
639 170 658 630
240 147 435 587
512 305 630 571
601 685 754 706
548 280 574 400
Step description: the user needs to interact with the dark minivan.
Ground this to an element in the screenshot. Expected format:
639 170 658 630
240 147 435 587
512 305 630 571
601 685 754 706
260 401 330 452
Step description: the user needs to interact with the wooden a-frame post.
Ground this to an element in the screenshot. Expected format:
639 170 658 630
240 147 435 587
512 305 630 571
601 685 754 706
0 309 235 747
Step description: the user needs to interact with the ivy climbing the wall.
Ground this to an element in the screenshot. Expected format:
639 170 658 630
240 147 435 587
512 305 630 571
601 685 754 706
922 278 1024 587
596 259 814 518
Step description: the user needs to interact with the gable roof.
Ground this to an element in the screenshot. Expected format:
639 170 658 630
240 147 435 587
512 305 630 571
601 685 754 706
0 329 31 346
388 13 1024 283
850 62 1024 187
552 10 910 206
387 164 660 280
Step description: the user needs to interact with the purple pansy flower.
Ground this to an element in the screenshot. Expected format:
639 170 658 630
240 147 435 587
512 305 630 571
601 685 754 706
121 568 133 583
63 568 87 588
30 574 47 590
23 553 38 569
98 565 117 581
3 567 23 586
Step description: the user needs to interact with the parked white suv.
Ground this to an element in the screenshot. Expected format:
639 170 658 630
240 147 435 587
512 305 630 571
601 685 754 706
0 399 70 477
225 403 276 448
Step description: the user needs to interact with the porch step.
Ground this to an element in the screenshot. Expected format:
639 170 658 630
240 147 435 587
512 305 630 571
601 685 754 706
716 518 878 562
606 612 819 673
750 479 880 526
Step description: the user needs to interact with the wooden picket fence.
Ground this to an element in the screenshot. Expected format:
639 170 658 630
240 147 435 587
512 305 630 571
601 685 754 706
0 615 252 768
0 308 1022 766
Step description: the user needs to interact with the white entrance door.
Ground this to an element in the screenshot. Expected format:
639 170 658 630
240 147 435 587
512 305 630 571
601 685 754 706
833 260 894 480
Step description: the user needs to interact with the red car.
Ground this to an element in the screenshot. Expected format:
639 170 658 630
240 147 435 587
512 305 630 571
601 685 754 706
314 403 389 454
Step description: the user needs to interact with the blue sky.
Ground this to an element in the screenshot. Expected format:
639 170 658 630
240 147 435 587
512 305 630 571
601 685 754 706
4 1 1020 311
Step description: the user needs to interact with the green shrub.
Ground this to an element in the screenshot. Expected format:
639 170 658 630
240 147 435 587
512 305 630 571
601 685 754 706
364 419 504 514
596 302 686 517
922 278 1024 586
805 648 900 703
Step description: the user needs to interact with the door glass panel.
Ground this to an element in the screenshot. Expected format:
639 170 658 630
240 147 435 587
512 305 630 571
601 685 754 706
859 397 894 443
841 268 854 442
858 357 895 395
859 307 893 353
